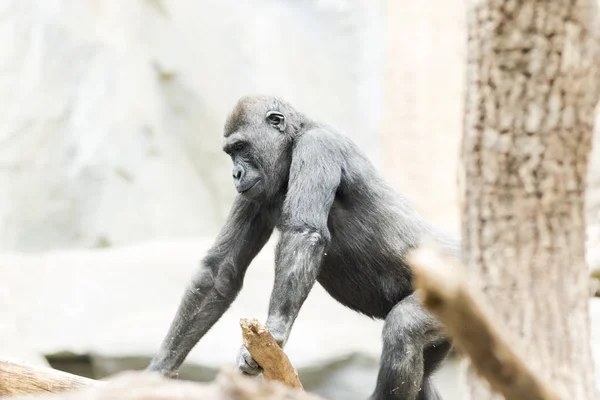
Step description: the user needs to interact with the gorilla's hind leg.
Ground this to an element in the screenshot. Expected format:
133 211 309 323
371 293 448 400
418 340 451 400
417 379 444 400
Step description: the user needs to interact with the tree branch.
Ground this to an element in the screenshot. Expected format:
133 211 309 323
0 358 99 396
6 370 320 400
0 358 318 400
406 247 562 400
239 318 303 389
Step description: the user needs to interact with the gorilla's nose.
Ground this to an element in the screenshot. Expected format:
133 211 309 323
232 166 244 181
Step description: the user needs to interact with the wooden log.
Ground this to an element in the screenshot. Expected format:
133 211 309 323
239 318 303 389
0 359 99 396
4 370 321 400
406 247 562 400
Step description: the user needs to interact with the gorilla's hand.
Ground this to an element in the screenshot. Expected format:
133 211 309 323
236 344 262 376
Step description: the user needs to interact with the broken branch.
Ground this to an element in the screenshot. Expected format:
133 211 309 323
239 318 303 390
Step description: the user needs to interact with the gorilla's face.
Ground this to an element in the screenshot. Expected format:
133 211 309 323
223 96 297 202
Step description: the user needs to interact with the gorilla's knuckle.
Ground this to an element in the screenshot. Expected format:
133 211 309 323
240 365 260 376
244 356 258 368
237 346 259 369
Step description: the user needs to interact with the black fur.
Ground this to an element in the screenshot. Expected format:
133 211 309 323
147 95 459 400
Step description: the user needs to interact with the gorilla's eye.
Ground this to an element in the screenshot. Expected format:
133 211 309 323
225 141 247 155
231 142 247 152
266 112 284 126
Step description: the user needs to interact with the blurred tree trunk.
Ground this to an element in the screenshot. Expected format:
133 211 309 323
461 1 599 399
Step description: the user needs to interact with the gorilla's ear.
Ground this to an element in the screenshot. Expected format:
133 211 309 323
266 111 286 133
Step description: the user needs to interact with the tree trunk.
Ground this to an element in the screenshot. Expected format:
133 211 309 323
461 1 599 399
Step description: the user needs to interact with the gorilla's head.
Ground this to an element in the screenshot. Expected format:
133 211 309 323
222 95 310 202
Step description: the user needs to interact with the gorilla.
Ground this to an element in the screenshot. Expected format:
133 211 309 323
147 95 459 400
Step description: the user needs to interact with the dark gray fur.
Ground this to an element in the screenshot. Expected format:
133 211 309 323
147 95 459 400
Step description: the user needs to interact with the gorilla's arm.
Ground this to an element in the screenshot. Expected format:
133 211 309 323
148 197 275 376
265 130 342 346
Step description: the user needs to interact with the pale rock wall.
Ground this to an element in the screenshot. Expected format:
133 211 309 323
0 0 382 253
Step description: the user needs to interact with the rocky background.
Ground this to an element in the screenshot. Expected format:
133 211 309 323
1 1 598 399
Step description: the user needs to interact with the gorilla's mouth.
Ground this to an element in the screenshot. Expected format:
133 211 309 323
239 180 260 194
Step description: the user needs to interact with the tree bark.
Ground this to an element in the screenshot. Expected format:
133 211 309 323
461 1 599 399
